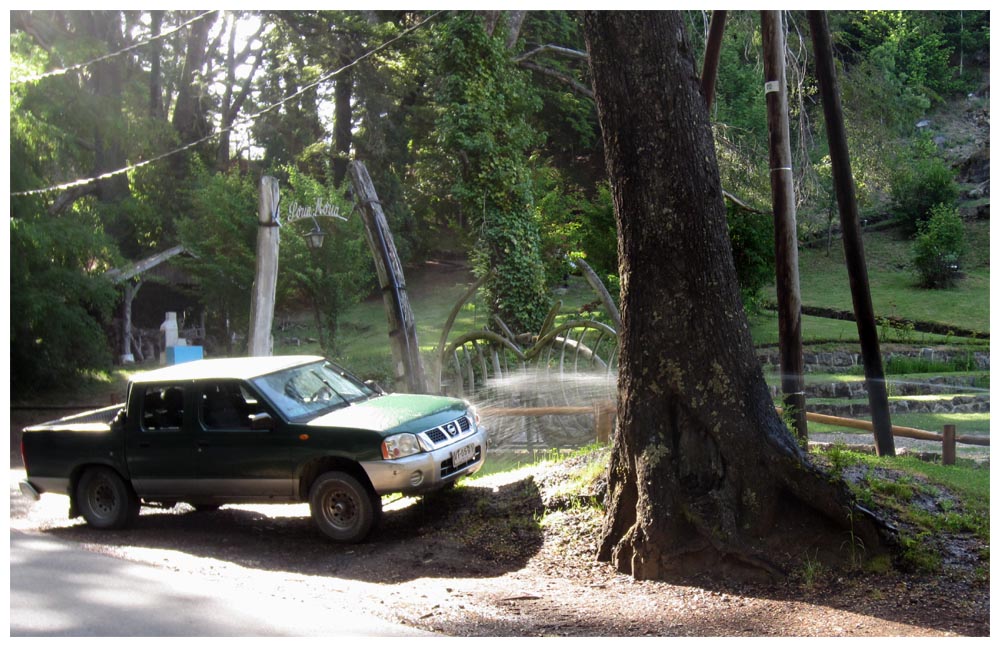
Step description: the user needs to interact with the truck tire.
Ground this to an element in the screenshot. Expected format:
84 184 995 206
309 472 378 543
76 466 140 530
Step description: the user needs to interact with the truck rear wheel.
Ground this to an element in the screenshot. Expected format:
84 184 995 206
76 466 140 529
309 472 378 543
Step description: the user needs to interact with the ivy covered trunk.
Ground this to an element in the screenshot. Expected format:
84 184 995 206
432 13 549 334
583 11 896 582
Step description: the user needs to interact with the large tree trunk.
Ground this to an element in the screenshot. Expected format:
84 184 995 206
583 11 895 582
172 14 212 145
81 11 130 204
331 51 353 186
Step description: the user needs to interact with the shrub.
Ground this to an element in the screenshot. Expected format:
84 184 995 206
890 144 959 234
726 203 775 311
912 204 966 288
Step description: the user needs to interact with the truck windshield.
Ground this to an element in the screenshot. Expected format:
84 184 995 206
250 360 377 422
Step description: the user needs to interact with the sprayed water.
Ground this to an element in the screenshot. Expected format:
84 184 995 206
463 367 989 461
465 367 617 452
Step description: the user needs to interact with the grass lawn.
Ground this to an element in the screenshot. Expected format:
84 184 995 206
771 220 990 336
807 411 990 436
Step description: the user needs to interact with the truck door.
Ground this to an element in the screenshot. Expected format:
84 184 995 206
125 382 199 498
193 381 294 499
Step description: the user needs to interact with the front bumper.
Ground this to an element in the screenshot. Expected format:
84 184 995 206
361 426 487 495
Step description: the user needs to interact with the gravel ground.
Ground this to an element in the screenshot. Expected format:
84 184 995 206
9 444 989 637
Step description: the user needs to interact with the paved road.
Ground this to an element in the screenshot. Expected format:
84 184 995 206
10 530 432 637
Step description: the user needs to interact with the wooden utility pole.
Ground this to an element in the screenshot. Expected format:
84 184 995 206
761 11 807 441
700 10 728 110
349 161 427 393
248 176 280 357
807 11 895 456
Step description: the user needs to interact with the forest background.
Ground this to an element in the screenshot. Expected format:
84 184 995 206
7 9 991 396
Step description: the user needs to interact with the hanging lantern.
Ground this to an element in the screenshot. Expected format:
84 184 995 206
304 225 326 250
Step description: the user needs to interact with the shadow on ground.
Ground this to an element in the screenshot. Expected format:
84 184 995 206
41 477 544 585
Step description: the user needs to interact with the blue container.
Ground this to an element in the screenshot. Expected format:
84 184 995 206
166 346 203 365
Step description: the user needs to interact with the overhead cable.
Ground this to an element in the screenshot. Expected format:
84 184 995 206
12 10 445 198
12 11 221 84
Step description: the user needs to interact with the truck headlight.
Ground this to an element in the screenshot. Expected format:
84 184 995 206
465 402 481 425
381 433 421 460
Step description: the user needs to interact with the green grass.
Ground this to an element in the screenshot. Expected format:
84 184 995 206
808 411 991 437
269 219 989 398
769 220 990 336
815 445 989 573
275 270 612 383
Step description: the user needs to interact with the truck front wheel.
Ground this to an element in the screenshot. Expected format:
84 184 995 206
309 472 378 543
76 467 140 529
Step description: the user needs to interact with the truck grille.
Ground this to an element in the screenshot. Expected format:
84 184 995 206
420 415 473 448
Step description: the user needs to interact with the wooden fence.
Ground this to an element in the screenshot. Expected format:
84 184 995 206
487 404 988 465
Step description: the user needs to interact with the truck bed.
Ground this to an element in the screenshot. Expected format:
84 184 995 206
25 403 124 432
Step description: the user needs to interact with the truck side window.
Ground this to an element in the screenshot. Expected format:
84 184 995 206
141 385 185 431
201 382 253 431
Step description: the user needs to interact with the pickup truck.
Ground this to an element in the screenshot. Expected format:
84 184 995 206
20 355 487 543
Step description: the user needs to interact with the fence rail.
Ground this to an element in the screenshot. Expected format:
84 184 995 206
485 404 987 466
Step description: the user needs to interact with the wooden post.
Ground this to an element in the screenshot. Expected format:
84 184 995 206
807 11 895 456
942 424 956 465
248 176 280 357
349 161 427 393
700 10 728 110
121 280 136 363
761 11 807 441
575 257 621 331
594 400 615 444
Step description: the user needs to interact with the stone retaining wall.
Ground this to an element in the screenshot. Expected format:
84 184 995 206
758 348 990 373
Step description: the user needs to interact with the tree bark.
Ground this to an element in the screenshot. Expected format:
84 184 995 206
172 13 213 145
583 11 895 583
332 51 354 186
149 10 164 119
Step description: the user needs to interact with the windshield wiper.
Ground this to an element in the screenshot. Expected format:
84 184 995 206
310 370 352 408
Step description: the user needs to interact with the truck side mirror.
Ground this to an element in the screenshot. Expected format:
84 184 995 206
249 412 274 431
364 380 387 395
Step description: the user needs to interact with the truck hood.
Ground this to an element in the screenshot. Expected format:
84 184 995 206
306 394 470 435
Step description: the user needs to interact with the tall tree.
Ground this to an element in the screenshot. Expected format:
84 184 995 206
583 11 895 581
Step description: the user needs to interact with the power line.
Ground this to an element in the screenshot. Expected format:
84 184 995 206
11 11 445 199
12 11 221 84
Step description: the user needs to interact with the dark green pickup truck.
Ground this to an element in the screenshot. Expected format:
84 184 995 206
20 355 487 543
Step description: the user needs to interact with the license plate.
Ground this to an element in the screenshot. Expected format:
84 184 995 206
451 442 476 467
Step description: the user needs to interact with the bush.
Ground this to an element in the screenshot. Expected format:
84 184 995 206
726 203 775 311
890 143 959 233
912 204 966 288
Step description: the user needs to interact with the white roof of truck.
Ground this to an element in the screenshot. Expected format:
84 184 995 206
131 355 324 384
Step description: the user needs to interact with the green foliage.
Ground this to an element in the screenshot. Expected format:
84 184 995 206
726 203 775 311
428 13 549 334
532 170 618 285
889 140 959 233
10 206 118 393
576 184 619 279
278 167 373 354
176 165 260 352
839 11 960 110
912 204 967 289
